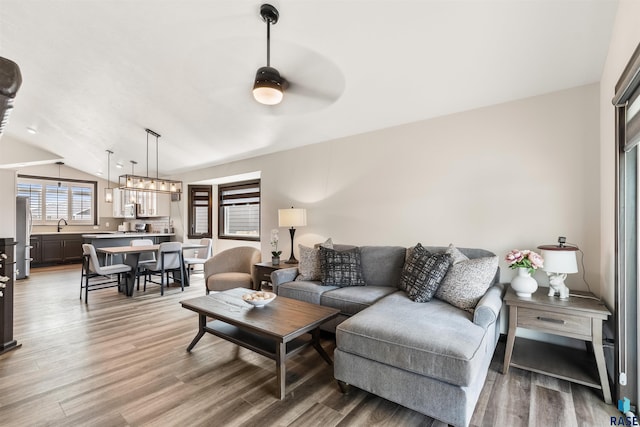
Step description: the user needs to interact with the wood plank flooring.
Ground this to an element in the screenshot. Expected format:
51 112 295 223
0 265 620 426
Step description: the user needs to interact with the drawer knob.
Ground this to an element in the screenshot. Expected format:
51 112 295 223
537 316 565 325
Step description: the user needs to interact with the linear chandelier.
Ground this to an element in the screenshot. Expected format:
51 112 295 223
118 128 183 195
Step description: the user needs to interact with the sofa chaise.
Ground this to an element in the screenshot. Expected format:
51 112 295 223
270 244 504 427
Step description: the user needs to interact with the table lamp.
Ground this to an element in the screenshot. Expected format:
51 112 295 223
278 207 307 264
537 237 579 299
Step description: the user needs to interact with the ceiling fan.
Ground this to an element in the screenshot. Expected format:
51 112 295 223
252 4 286 105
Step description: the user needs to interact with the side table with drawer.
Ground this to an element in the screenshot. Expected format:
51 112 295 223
253 262 292 290
502 286 612 403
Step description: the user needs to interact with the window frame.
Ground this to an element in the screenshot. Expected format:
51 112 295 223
218 179 260 242
18 174 98 225
187 185 212 239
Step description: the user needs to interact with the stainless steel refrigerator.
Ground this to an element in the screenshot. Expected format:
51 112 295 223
16 196 32 279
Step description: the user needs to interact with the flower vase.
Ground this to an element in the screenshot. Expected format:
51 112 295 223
272 256 280 266
511 267 538 298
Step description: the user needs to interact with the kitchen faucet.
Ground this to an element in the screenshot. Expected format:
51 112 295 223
57 218 68 232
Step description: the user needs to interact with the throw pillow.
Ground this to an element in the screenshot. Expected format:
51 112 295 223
296 238 333 281
399 243 452 302
445 243 469 264
319 246 365 287
435 255 498 312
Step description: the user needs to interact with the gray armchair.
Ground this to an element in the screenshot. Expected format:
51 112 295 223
203 246 261 293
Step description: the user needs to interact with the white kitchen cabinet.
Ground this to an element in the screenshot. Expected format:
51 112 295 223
112 189 170 218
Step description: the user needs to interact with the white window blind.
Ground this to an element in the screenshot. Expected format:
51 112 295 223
218 180 260 240
17 182 43 220
17 176 95 225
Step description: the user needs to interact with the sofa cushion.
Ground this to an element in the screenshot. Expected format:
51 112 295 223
320 247 366 287
360 246 406 287
206 272 252 292
296 238 334 281
278 280 337 305
336 292 489 387
399 244 451 302
320 286 398 316
436 254 499 312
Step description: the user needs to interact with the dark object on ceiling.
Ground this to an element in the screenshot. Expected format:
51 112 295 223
253 4 285 105
0 57 22 137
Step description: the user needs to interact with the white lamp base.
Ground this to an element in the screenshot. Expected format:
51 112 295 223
547 272 570 299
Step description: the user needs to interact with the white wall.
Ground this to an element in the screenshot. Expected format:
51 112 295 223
178 84 601 290
0 169 17 238
599 0 640 310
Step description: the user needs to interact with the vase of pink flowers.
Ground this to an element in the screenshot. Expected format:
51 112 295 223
505 249 544 298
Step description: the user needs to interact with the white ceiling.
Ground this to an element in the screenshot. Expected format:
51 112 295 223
0 0 618 178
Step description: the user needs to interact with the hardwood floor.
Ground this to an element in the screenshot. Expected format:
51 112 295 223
0 265 620 426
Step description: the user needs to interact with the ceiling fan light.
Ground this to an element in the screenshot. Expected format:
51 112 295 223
253 66 284 105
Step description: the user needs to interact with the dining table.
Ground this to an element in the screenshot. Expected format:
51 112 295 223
97 242 207 297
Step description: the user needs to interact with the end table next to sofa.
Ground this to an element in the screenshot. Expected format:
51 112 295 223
254 262 290 290
502 286 612 403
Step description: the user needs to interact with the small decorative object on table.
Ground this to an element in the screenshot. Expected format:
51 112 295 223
270 229 282 265
242 291 277 307
505 248 544 298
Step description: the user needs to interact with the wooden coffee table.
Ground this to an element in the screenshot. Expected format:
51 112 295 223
180 288 340 399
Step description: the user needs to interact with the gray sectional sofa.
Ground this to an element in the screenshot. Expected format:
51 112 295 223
270 244 505 427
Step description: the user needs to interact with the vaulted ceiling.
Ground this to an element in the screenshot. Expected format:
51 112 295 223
0 1 618 178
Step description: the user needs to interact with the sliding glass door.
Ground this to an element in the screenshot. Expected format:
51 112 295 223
614 42 640 408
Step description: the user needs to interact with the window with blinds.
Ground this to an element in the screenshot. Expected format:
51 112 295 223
188 185 212 239
17 176 96 225
218 179 260 241
613 40 640 407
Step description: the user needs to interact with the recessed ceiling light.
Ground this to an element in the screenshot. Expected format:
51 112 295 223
26 127 37 134
115 162 123 169
96 171 103 176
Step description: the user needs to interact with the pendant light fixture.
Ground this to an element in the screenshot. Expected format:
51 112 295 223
127 160 137 203
252 4 284 105
104 149 113 203
55 161 64 218
118 128 182 195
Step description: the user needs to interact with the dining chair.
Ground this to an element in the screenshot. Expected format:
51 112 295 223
144 242 184 296
203 246 261 294
183 238 213 279
130 238 155 290
80 243 132 303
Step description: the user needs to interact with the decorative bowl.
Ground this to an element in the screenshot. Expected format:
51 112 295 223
242 291 277 307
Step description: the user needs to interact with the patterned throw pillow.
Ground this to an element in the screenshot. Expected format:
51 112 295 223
435 255 498 312
399 243 452 302
319 246 366 287
296 238 333 281
445 243 469 264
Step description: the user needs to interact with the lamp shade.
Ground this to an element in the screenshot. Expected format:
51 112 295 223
278 208 307 228
253 66 284 105
538 246 578 274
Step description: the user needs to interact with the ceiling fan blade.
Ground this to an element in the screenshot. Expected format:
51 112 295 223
283 77 342 103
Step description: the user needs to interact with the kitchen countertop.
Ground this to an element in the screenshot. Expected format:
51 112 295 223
32 231 91 235
81 232 176 239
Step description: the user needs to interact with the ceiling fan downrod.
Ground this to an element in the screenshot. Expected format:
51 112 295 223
253 4 284 106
